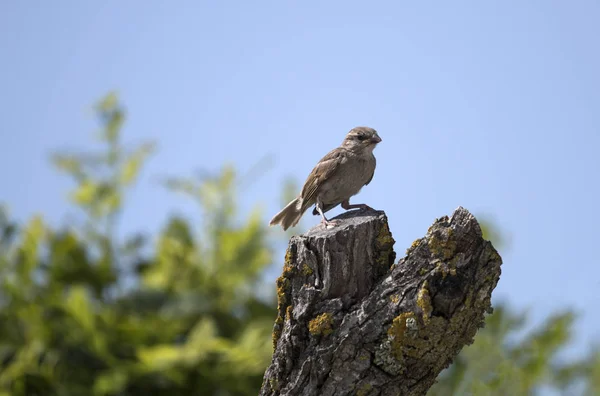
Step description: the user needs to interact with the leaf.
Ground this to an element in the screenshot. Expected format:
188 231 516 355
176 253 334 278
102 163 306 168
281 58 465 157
93 370 128 396
70 180 98 206
95 92 118 114
137 345 182 371
51 154 84 178
16 216 45 285
120 142 156 185
104 109 124 145
477 214 510 251
65 286 95 332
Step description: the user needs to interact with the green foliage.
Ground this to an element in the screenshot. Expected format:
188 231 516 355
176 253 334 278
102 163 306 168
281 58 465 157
478 214 510 252
0 93 275 396
428 305 588 395
53 92 155 226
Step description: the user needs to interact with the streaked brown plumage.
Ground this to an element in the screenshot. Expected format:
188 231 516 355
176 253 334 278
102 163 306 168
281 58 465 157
269 126 382 230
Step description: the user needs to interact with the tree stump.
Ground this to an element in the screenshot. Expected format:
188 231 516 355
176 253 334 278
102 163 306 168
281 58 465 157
260 207 502 396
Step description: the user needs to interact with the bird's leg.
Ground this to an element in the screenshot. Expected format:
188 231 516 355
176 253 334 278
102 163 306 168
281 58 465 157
341 199 373 212
316 199 339 228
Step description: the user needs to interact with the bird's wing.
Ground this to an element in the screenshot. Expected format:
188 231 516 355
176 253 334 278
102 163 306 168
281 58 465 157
300 148 345 211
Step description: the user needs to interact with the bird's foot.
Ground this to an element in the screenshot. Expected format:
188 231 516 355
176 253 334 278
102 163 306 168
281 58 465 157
321 219 340 229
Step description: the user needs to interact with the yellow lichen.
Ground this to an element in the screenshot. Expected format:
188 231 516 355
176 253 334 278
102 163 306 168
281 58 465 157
375 222 396 269
387 312 416 360
286 305 293 321
272 328 282 350
356 383 373 396
435 260 457 279
417 281 433 325
308 312 334 336
301 263 313 276
282 263 294 277
406 238 422 255
273 275 291 349
284 247 294 266
427 228 457 260
389 294 400 304
276 276 290 308
272 246 296 350
376 222 394 246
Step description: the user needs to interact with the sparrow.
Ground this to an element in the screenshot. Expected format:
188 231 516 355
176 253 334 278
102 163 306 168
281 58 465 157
270 126 382 231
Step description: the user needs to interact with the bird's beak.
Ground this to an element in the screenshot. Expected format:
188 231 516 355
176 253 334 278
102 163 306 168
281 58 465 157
370 135 382 144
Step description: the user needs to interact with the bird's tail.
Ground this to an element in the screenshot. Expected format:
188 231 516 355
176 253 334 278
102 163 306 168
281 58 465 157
269 197 305 231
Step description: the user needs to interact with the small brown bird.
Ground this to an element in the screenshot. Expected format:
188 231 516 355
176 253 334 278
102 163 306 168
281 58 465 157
270 126 382 230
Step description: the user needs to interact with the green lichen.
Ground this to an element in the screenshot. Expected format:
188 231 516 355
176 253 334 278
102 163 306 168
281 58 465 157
387 312 416 360
356 383 373 396
274 315 284 326
272 245 296 350
284 247 294 267
273 274 291 349
419 267 428 276
301 262 313 276
276 276 290 307
308 312 334 336
374 339 404 375
269 378 279 391
417 281 433 325
377 222 394 245
374 222 396 270
435 259 457 279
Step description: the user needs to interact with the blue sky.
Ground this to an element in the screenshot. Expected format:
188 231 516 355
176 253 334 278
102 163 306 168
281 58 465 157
1 1 599 360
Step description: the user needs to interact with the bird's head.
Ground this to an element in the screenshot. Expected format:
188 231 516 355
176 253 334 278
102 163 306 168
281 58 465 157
341 126 382 152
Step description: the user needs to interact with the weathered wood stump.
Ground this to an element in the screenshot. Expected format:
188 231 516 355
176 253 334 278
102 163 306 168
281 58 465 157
260 207 502 396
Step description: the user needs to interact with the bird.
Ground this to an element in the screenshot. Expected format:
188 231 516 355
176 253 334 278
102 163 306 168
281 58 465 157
269 126 382 231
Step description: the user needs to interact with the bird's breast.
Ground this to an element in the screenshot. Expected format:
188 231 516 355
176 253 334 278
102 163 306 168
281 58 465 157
318 154 375 204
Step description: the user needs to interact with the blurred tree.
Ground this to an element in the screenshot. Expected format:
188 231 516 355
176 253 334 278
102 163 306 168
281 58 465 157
0 93 597 396
0 93 275 396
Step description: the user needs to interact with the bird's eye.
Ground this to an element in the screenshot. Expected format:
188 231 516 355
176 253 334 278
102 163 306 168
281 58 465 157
357 134 367 141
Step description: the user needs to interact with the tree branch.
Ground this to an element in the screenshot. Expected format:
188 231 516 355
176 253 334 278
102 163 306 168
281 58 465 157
260 207 502 396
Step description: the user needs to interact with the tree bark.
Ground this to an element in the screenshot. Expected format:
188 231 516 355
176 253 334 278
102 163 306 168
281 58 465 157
260 207 502 396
